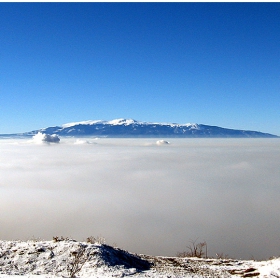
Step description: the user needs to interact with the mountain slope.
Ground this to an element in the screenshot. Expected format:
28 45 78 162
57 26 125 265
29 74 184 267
5 119 279 138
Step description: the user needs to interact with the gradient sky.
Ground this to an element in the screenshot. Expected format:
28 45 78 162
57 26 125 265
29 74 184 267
1 2 279 135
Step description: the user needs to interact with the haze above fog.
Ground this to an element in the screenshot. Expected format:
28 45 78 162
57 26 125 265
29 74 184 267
1 138 279 260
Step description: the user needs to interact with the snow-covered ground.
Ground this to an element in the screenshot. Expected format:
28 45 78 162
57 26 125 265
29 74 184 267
0 239 279 278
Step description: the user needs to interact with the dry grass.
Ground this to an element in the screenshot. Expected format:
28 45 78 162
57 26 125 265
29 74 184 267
67 244 89 278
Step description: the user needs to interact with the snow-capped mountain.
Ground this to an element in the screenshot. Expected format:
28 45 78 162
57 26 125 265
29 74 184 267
17 118 278 138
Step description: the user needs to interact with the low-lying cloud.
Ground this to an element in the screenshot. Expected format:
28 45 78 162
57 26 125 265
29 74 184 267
156 139 170 145
0 138 280 260
31 132 60 143
74 139 97 145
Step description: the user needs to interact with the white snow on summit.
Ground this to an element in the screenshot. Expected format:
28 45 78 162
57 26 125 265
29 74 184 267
107 118 137 125
62 120 104 128
62 119 137 128
61 119 198 128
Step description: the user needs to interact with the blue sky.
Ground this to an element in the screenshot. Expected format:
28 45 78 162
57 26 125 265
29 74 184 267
1 2 279 135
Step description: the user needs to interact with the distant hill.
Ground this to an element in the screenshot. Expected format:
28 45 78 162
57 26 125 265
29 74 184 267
2 119 278 138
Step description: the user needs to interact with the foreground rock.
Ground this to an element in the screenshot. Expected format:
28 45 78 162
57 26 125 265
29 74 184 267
0 240 279 277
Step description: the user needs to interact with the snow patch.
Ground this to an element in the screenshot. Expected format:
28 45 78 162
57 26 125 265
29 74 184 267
62 120 103 128
186 123 199 129
107 119 137 125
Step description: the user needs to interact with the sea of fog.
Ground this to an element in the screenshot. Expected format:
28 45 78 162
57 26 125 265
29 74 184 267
1 137 280 260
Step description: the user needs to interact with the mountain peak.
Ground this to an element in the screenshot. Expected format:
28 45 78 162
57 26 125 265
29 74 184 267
7 119 278 138
62 118 138 128
107 118 138 125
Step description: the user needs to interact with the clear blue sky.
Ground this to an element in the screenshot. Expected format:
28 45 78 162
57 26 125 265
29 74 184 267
1 2 279 135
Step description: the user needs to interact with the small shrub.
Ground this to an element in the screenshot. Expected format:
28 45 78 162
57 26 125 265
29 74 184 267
177 238 207 258
86 236 106 244
53 236 70 242
67 245 89 278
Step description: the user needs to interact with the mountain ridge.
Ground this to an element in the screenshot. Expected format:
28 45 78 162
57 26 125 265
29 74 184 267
1 119 278 138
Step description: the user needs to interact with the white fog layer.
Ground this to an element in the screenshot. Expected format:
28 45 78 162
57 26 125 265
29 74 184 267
0 138 279 260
